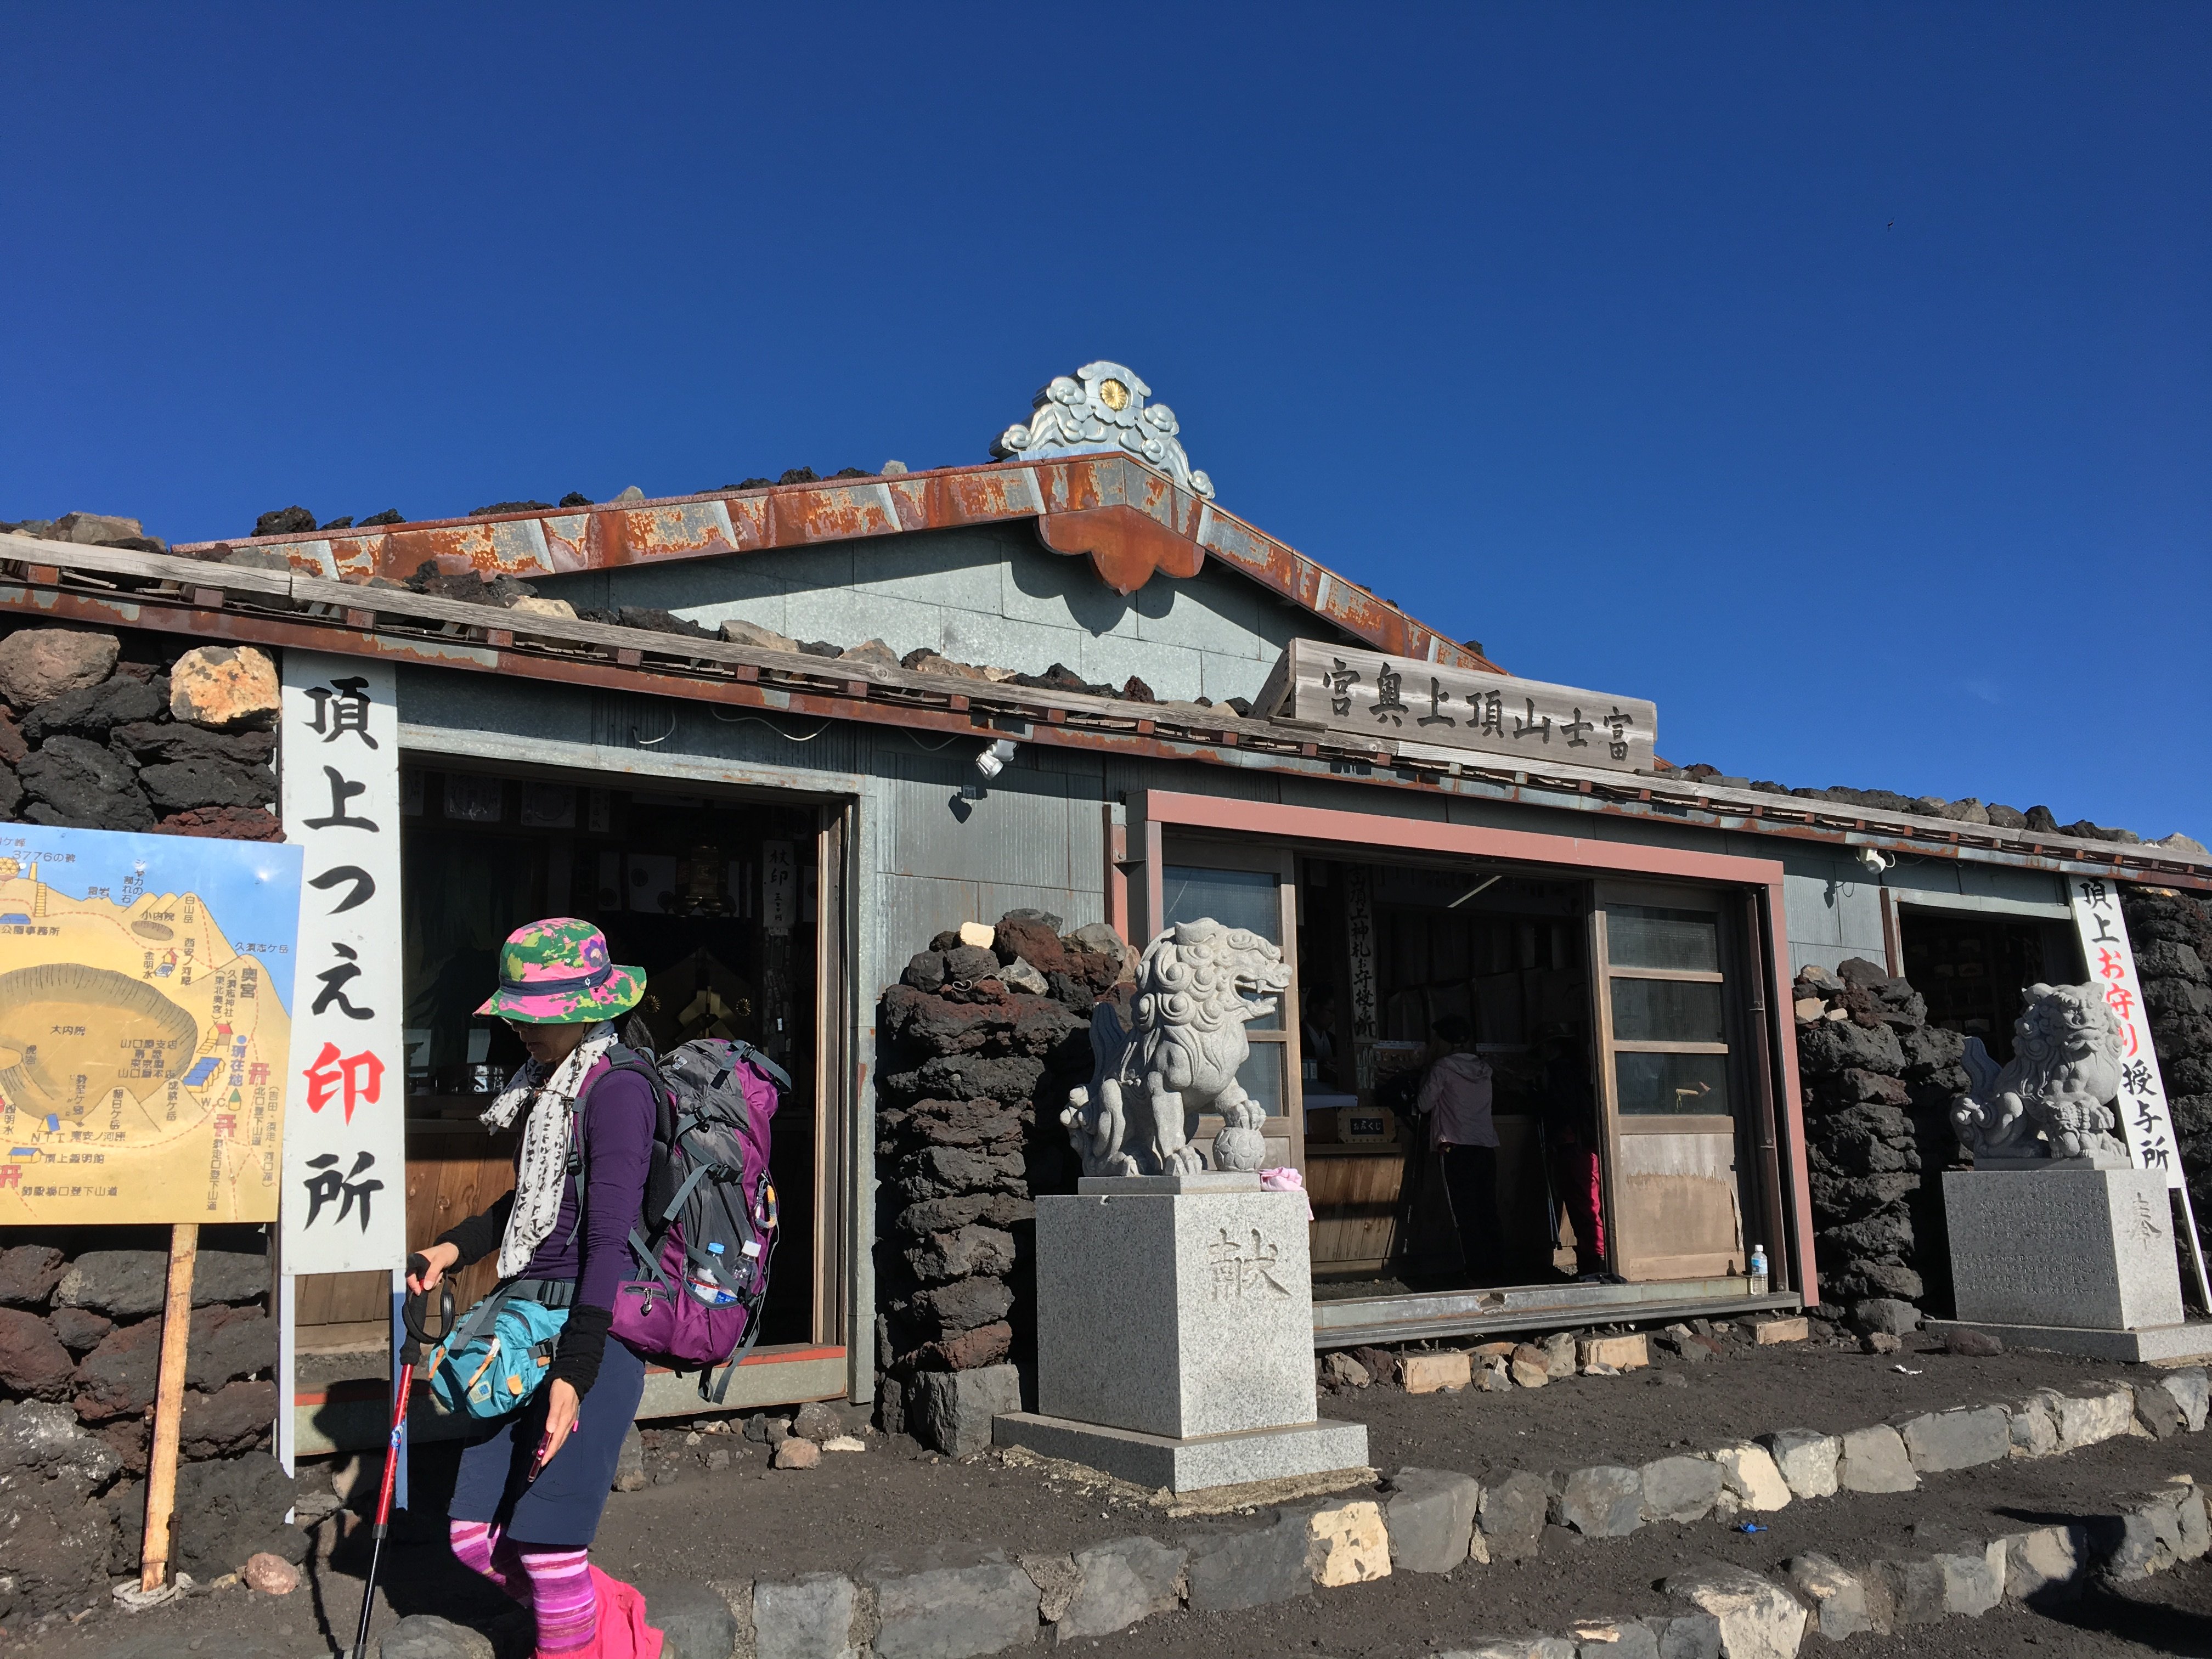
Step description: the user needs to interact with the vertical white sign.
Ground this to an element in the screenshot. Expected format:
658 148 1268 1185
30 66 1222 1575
279 652 405 1274
2068 877 2182 1190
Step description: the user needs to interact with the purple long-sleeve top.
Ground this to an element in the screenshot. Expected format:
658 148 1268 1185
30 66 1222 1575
521 1066 655 1311
445 1066 656 1313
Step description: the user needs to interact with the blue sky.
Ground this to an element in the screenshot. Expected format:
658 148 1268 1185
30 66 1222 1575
4 6 2205 838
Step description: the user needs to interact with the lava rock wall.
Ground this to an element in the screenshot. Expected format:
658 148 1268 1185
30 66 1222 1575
0 621 294 1617
872 911 1129 1437
0 1233 298 1618
1792 956 1967 1324
0 623 283 839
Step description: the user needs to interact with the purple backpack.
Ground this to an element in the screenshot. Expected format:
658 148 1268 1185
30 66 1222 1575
595 1036 786 1402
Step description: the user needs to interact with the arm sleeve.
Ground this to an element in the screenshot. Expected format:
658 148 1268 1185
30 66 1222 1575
552 1066 655 1395
435 1189 515 1269
1415 1064 1443 1117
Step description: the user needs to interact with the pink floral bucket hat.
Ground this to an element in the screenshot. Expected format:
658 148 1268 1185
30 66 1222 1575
475 917 646 1024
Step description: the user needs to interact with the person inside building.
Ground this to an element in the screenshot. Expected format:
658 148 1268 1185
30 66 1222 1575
1417 1014 1502 1284
1538 1024 1611 1282
405 919 666 1659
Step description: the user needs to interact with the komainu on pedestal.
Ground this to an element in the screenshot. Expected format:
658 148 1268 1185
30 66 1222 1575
1061 918 1292 1177
1950 981 2128 1164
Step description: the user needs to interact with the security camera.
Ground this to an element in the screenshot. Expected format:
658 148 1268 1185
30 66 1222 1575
975 737 1018 780
1857 847 1893 874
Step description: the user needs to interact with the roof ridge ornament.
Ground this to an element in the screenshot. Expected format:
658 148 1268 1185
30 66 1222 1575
991 361 1215 499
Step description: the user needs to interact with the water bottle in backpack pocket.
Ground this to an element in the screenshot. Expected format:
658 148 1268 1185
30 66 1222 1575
605 1035 787 1401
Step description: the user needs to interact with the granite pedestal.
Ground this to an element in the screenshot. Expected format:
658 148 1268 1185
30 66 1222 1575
1934 1166 2207 1362
994 1172 1368 1492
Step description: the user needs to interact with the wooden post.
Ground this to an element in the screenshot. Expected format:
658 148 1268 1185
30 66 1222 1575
139 1223 199 1591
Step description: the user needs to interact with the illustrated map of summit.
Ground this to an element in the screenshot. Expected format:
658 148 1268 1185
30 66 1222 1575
0 825 303 1224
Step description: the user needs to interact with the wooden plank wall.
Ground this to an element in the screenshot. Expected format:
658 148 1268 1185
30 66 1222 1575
294 1128 517 1342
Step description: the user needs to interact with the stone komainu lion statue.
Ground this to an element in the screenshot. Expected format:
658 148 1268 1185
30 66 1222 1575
1061 918 1294 1177
1951 981 2127 1162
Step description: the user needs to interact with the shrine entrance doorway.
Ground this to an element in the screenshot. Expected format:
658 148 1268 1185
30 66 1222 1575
1133 789 1809 1349
291 758 851 1387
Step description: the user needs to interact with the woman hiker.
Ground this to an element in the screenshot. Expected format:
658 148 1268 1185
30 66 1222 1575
405 919 665 1659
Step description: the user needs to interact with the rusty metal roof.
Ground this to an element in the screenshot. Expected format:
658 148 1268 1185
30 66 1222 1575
6 533 2206 893
171 453 1502 674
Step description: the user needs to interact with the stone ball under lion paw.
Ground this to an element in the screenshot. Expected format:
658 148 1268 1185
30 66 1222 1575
1214 1126 1268 1172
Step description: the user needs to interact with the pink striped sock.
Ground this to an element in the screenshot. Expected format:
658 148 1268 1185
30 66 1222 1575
448 1520 528 1602
520 1546 597 1654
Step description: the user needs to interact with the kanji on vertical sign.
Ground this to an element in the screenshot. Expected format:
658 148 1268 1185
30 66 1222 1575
280 653 405 1275
2066 879 2182 1191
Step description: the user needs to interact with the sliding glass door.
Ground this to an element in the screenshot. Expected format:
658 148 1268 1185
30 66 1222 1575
1590 882 1750 1281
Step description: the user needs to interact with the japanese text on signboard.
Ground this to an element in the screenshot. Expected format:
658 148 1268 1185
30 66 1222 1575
1271 641 1656 773
0 827 301 1224
2068 879 2183 1191
280 653 405 1272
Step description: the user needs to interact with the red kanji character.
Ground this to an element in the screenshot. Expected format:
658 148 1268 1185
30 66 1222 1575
2104 986 2137 1023
301 1043 385 1125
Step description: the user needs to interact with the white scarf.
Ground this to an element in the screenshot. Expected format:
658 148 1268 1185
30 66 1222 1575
482 1022 618 1279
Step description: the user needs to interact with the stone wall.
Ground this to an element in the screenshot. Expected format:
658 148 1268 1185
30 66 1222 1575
0 620 294 1617
871 911 1127 1453
0 1232 300 1619
0 623 283 839
1795 892 2212 1324
2121 887 2212 1268
1792 957 1966 1326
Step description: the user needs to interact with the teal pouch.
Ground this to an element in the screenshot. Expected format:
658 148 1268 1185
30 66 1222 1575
426 1286 571 1419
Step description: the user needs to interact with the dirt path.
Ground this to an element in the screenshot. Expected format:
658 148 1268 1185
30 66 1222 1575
1845 1560 2212 1657
1351 1331 2134 1480
20 1332 2203 1658
1090 1430 2212 1659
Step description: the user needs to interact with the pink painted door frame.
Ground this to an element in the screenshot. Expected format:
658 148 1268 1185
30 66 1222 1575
1128 789 1818 1306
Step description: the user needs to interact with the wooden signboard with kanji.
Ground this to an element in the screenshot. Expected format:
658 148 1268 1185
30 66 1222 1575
1260 639 1657 774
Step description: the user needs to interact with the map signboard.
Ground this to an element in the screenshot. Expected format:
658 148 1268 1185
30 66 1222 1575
0 825 302 1224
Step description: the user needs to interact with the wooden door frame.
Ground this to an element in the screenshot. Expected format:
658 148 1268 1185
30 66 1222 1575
1590 879 1754 1282
813 801 853 1346
1130 789 1814 1304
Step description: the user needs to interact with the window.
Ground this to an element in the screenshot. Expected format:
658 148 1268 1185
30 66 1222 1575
1602 904 1731 1118
1160 861 1297 1135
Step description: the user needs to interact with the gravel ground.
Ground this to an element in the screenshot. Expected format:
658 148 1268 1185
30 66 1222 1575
1867 1558 2212 1656
1093 1430 2212 1659
16 1330 2204 1658
1352 1327 2157 1479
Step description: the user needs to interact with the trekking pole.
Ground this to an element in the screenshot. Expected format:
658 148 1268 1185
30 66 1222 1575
355 1261 450 1659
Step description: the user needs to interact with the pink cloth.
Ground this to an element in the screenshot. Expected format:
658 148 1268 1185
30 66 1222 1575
574 1566 665 1659
1259 1166 1314 1220
449 1522 664 1659
1418 1052 1497 1149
